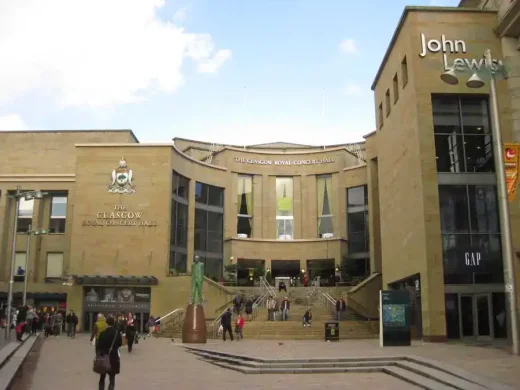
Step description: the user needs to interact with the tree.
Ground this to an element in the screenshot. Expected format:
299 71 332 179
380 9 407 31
224 263 238 282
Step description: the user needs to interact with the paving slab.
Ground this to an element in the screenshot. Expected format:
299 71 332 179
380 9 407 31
27 335 420 390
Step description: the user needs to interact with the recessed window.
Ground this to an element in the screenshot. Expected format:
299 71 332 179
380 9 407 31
14 252 26 277
17 197 34 233
276 177 294 239
401 56 408 87
432 95 494 173
49 195 67 234
46 253 64 278
170 172 189 275
378 103 384 129
317 175 333 238
393 73 399 103
237 175 253 237
346 185 369 254
385 89 391 117
172 171 189 199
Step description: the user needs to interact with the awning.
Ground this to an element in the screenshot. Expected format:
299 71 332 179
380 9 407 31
0 292 67 300
72 275 159 286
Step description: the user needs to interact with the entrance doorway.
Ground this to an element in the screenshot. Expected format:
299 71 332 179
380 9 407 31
271 260 300 279
306 259 335 286
459 294 493 340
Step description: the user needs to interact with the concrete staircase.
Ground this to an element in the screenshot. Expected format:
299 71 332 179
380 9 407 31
183 347 513 390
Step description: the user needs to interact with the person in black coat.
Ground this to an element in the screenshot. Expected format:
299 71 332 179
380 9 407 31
97 316 123 390
220 308 233 341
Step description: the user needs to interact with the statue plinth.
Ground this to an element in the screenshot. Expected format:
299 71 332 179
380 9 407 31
182 304 207 344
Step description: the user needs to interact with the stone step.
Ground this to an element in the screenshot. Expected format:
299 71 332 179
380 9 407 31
186 348 497 390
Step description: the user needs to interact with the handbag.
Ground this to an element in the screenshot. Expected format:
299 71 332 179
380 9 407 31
93 329 118 375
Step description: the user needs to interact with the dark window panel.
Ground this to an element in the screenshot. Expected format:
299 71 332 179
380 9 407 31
195 182 207 204
172 172 179 194
468 186 499 233
208 185 224 207
178 175 189 199
237 216 252 236
169 252 187 273
206 232 223 253
435 134 464 173
17 219 31 233
207 211 223 233
49 218 66 234
460 96 490 135
348 232 368 253
348 211 366 234
438 185 470 233
464 135 494 172
194 229 207 251
195 208 207 229
432 96 461 135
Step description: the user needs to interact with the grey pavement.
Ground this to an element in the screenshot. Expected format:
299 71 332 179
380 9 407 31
28 335 419 389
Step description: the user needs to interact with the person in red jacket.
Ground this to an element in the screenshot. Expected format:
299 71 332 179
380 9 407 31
234 313 244 341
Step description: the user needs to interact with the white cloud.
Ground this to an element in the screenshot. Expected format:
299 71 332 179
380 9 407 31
0 0 231 108
197 50 233 74
0 114 29 130
344 84 361 96
173 5 190 22
338 39 358 55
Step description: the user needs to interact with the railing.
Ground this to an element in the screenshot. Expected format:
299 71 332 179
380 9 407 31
154 308 184 336
306 279 320 306
259 276 277 297
321 292 337 314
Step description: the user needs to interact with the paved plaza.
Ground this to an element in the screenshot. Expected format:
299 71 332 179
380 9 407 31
25 335 520 389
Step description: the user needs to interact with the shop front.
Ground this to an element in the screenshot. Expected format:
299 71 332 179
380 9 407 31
73 275 157 333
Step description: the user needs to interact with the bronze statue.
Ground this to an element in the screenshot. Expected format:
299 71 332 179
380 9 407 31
182 255 207 343
191 256 204 305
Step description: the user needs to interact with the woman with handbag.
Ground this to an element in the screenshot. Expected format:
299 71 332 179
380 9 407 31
95 316 122 390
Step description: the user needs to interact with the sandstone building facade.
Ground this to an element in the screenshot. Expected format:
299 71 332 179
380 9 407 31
0 4 519 343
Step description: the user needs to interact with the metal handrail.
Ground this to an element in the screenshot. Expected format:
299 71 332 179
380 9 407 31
155 308 183 324
321 292 337 314
259 276 276 297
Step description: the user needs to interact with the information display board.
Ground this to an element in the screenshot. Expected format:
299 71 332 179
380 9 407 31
379 290 411 347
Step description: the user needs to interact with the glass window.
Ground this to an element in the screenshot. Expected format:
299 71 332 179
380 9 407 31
202 257 223 281
348 211 366 233
46 253 64 278
207 211 223 233
195 208 207 229
14 252 26 276
438 185 469 233
432 95 494 173
317 175 333 237
341 257 369 280
169 252 187 273
195 182 207 204
276 178 293 217
50 196 67 218
237 176 253 215
173 202 188 247
276 177 294 239
468 186 499 233
347 186 367 208
18 198 34 218
173 171 189 199
194 228 207 251
208 185 224 207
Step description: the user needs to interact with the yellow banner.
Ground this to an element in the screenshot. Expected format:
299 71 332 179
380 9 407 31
504 143 520 202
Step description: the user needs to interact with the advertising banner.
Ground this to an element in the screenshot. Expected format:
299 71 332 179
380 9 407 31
379 290 411 347
504 144 520 202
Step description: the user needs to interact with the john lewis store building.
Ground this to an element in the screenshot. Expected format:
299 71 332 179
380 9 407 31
369 5 520 343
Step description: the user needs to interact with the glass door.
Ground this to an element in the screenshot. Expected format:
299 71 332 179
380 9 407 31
458 294 493 340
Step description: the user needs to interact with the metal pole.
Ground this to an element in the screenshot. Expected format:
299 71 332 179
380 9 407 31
22 225 31 307
485 49 520 355
6 186 20 340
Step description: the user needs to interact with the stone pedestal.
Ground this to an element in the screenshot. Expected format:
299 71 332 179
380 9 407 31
182 304 207 344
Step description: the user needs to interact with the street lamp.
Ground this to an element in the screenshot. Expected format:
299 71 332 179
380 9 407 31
22 225 48 306
6 186 48 340
441 49 519 355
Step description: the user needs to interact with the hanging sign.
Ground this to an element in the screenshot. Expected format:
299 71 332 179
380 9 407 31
504 144 520 202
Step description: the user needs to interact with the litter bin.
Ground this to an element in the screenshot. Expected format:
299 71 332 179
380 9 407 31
325 321 339 341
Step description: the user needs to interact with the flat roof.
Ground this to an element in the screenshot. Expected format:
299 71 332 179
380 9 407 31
0 129 140 143
371 6 496 91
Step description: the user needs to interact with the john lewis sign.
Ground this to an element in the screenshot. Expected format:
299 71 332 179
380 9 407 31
419 33 503 72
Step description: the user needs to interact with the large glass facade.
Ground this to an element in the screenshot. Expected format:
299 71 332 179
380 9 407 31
276 177 293 239
195 182 224 280
170 172 189 274
432 95 493 173
343 185 370 283
317 175 333 237
438 185 503 284
237 175 253 237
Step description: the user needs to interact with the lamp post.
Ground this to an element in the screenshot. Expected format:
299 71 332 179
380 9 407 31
23 225 48 306
441 49 519 355
6 187 48 340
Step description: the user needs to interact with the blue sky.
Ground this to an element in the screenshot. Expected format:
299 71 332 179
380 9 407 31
0 0 460 145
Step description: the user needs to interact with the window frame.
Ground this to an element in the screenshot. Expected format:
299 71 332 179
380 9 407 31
46 252 64 278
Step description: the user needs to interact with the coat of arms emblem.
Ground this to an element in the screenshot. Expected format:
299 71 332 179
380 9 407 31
107 158 135 194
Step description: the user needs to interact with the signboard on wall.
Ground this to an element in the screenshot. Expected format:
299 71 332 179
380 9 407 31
379 290 411 347
505 144 520 202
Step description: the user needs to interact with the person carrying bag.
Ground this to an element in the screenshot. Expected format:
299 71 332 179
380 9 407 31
93 317 122 390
